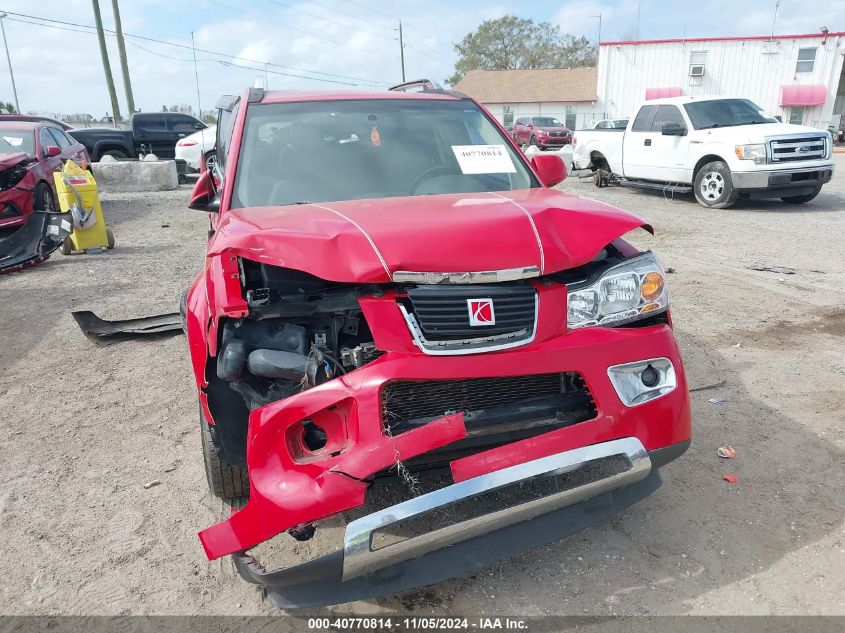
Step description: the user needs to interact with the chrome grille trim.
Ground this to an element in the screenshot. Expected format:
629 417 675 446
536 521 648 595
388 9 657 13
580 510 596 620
767 133 829 163
392 266 541 285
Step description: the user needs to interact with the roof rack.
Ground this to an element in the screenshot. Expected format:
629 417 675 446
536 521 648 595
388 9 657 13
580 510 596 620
388 79 468 99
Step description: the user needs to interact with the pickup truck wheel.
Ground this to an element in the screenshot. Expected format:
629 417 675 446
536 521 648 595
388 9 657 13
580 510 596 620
101 149 127 160
781 186 822 204
694 161 738 209
200 405 249 502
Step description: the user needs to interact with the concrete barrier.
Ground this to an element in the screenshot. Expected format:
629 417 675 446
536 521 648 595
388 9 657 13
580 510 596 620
92 158 179 192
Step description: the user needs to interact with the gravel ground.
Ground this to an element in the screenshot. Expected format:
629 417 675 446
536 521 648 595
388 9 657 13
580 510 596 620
0 156 843 618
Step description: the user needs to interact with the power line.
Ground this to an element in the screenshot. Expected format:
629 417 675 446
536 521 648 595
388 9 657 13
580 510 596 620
262 0 398 40
206 0 388 55
343 0 448 47
1 10 392 85
303 0 397 29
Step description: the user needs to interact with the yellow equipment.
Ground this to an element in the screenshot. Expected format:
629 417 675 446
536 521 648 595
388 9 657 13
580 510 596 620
52 160 114 254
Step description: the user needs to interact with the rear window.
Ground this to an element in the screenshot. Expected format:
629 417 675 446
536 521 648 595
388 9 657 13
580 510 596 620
631 106 657 131
0 128 35 155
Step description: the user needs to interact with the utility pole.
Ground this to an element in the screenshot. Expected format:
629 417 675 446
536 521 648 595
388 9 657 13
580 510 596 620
191 31 202 120
111 0 135 114
398 20 405 82
92 0 122 124
590 13 602 47
0 13 19 113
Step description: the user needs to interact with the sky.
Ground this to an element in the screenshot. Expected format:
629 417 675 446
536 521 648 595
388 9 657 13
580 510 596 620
1 0 842 117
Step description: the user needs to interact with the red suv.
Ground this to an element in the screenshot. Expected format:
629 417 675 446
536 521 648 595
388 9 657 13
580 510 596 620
186 83 690 608
513 115 573 148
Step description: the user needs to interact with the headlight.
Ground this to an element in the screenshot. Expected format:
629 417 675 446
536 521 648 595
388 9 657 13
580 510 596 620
567 252 668 329
735 143 767 165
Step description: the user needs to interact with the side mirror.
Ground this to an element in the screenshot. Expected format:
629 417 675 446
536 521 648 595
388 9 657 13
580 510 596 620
189 169 219 212
661 122 687 136
531 154 567 187
45 146 61 158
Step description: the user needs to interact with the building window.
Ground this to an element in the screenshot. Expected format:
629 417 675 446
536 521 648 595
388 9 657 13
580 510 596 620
789 106 805 125
689 51 707 77
565 105 577 130
502 105 515 128
796 48 816 73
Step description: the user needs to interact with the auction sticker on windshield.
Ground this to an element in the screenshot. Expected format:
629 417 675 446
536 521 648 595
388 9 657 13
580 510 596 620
452 144 516 174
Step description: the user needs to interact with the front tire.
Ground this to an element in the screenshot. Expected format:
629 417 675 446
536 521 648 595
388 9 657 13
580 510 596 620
694 161 738 209
200 405 249 502
781 186 822 204
34 182 56 213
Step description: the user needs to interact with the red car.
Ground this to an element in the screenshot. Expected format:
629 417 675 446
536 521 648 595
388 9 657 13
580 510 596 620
513 115 573 149
185 84 690 608
0 120 89 229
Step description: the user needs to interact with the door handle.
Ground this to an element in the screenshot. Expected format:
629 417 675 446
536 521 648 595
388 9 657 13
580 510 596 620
644 139 652 146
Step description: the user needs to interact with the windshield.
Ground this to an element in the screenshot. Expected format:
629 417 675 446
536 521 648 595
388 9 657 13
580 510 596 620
533 117 563 127
0 128 35 155
232 99 537 208
684 99 777 130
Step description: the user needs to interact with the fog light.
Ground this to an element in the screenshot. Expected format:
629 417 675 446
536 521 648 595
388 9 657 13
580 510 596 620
608 358 676 407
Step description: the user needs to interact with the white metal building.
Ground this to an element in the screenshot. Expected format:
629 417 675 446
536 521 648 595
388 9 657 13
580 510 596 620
454 68 601 130
596 31 845 131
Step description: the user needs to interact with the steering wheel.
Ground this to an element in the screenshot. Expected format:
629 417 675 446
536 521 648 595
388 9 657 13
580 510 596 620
409 165 462 194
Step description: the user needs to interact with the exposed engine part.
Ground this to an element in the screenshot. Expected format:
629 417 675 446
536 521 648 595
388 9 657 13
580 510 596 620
0 164 29 191
287 523 316 542
248 349 309 380
341 342 383 369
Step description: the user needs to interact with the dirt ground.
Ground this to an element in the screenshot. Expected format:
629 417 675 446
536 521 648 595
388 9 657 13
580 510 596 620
0 156 843 618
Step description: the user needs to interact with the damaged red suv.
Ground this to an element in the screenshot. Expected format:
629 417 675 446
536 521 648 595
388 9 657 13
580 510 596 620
185 82 691 608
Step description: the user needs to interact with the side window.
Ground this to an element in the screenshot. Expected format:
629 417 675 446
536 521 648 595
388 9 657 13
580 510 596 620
650 105 686 131
39 128 56 155
171 115 203 133
216 100 240 172
796 48 816 73
631 105 658 132
138 116 167 132
48 127 72 149
597 121 608 129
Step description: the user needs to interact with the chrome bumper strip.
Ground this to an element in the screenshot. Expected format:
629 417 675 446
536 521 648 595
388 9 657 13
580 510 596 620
342 437 651 580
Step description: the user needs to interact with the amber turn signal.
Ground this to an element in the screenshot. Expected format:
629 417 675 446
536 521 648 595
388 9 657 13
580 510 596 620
641 271 664 301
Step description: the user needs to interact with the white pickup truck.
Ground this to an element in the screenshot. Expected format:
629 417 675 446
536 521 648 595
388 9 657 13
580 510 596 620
573 96 835 208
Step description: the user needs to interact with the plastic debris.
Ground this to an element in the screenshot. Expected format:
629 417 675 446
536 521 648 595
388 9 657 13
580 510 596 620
717 446 737 459
722 473 737 484
143 479 161 489
708 397 728 404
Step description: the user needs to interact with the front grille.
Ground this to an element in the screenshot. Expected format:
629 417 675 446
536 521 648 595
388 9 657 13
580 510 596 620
548 131 567 138
769 135 827 162
406 283 536 340
382 372 597 439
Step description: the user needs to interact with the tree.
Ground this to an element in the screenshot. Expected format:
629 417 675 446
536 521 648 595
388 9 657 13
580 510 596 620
448 16 596 86
0 101 17 113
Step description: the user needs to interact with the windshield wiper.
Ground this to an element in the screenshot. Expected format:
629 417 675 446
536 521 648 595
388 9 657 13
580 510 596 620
699 123 723 129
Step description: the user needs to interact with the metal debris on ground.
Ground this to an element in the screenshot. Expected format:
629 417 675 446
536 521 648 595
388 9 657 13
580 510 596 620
748 264 796 274
717 446 737 459
708 397 729 404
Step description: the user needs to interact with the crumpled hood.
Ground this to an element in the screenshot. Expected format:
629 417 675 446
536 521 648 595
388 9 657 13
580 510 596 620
209 188 652 283
0 152 32 170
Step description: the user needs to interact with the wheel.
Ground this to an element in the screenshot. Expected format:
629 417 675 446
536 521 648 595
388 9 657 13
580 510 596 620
100 149 127 160
530 135 537 147
105 227 115 249
781 186 822 204
694 161 738 209
60 238 73 255
200 405 249 502
34 182 56 213
204 151 217 173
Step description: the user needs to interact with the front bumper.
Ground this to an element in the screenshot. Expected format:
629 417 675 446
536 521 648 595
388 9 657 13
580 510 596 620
234 439 688 609
732 164 833 195
537 137 571 147
0 188 33 229
199 324 691 565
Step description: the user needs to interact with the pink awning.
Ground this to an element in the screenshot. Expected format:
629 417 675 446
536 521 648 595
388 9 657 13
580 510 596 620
780 84 827 106
645 87 683 100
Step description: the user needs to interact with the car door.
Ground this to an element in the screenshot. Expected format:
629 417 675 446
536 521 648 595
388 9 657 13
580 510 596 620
168 114 206 160
512 118 524 142
639 105 690 183
133 114 172 157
